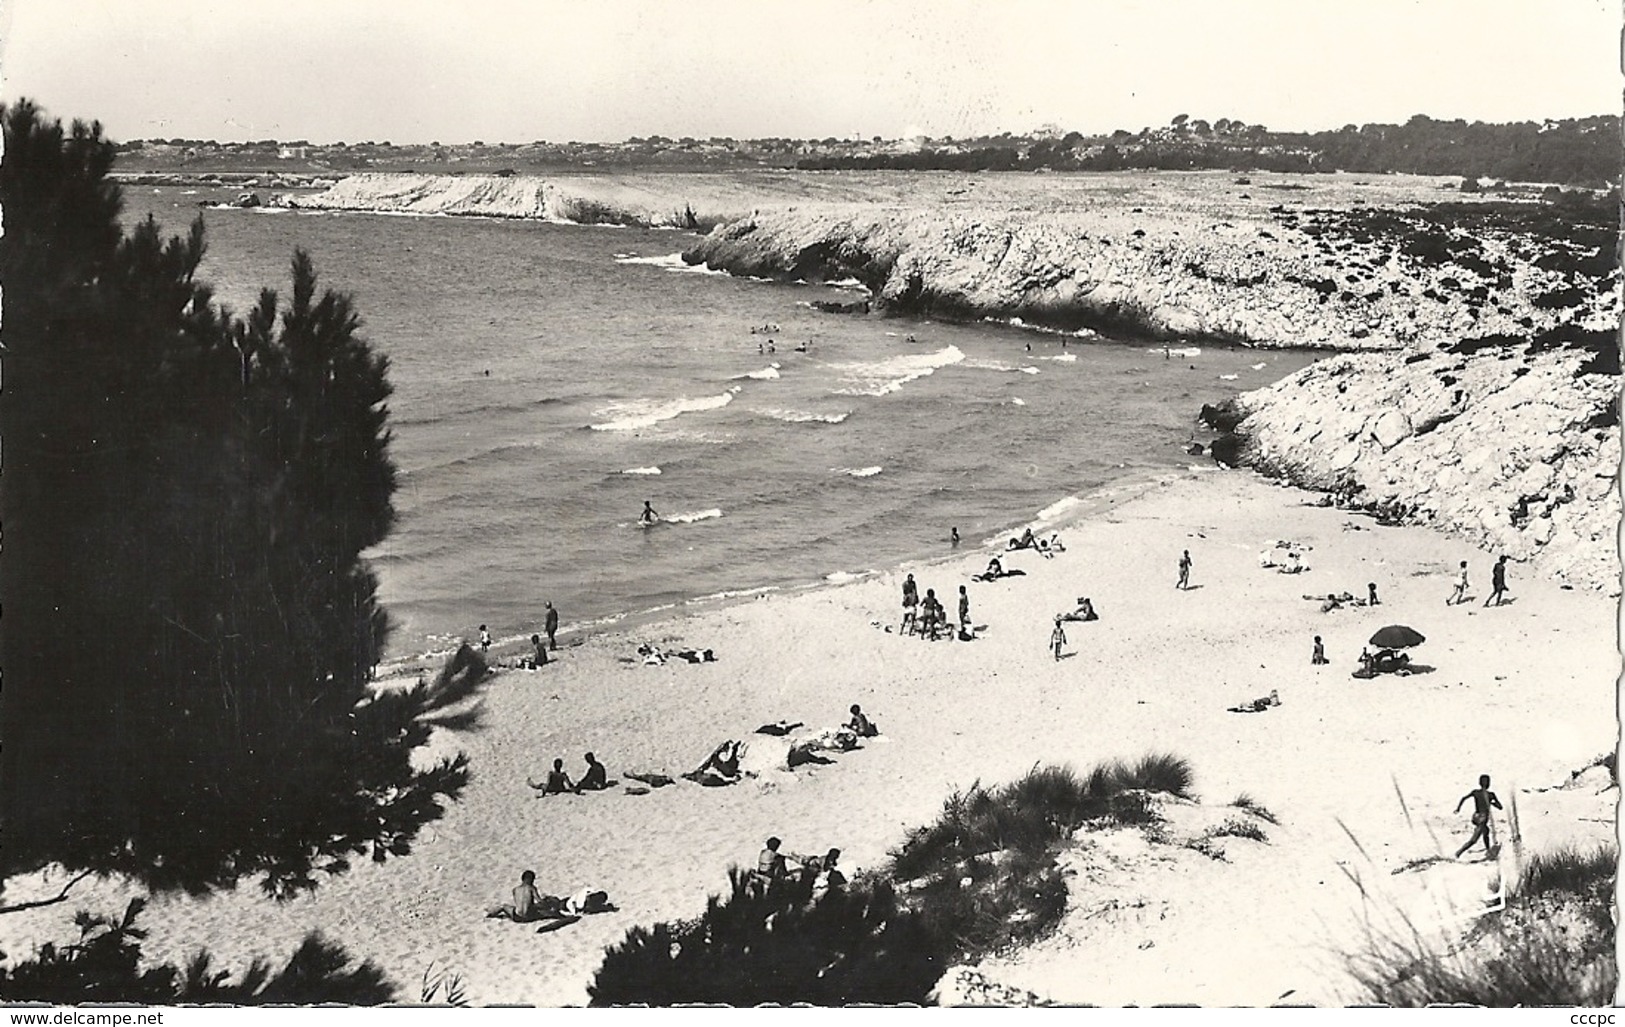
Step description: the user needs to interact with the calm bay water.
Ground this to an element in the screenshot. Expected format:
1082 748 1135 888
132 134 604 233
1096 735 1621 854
133 185 1319 663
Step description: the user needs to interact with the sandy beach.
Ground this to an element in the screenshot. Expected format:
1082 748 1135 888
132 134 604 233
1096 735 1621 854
2 465 1614 1005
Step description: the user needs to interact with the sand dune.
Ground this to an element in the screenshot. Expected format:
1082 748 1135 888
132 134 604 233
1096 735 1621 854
0 467 1612 1005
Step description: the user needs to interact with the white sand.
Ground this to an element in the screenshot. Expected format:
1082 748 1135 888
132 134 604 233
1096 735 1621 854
1 467 1614 1005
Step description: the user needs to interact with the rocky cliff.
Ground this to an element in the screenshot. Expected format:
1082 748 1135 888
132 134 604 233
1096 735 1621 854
683 198 1616 352
1213 343 1618 591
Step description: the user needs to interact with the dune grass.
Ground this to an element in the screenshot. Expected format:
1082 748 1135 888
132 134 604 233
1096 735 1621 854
1230 793 1280 825
1346 842 1616 1006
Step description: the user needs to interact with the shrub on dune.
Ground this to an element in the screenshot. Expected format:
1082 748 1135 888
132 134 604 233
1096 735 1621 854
588 868 941 1006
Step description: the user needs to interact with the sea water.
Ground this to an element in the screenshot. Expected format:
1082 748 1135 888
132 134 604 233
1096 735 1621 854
133 186 1319 664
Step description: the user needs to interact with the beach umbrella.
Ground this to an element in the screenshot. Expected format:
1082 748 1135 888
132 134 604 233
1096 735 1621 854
1369 624 1425 649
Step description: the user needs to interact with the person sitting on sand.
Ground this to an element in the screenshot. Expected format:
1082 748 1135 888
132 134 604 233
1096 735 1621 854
986 556 1003 578
576 752 609 792
486 870 546 922
1453 774 1503 860
1043 534 1066 553
752 837 789 893
846 704 878 738
1009 528 1039 551
1319 593 1344 613
639 500 659 526
1358 647 1374 675
528 633 549 668
528 758 575 796
1059 597 1099 623
1312 635 1328 665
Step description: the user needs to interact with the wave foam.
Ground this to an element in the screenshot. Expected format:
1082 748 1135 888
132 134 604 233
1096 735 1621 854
756 407 850 424
613 252 727 276
830 345 964 396
732 363 782 381
836 466 883 478
1151 346 1203 357
1010 397 1027 406
1048 353 1078 363
590 388 738 431
621 466 662 475
664 508 722 524
1036 496 1082 522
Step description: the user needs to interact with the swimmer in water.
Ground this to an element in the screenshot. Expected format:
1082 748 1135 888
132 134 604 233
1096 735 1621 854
640 501 659 526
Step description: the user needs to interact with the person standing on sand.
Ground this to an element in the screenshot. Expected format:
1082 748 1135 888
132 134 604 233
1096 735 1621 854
1050 616 1067 661
545 601 560 650
1368 582 1380 606
1177 549 1192 590
1484 556 1509 607
958 585 971 635
901 573 918 632
1311 635 1328 665
1453 774 1503 860
1448 560 1469 605
478 624 492 652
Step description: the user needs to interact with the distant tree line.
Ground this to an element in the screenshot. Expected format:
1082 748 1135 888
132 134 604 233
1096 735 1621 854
796 114 1619 186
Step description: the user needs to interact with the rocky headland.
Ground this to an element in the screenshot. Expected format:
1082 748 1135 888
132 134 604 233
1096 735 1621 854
279 171 1620 590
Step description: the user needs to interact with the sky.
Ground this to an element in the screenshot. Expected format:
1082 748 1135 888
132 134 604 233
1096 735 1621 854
1 0 1618 144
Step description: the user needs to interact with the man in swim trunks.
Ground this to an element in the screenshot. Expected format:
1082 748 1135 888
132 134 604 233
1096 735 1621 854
1177 549 1192 590
545 601 559 650
487 869 546 922
1453 774 1503 860
753 837 788 893
640 501 659 526
958 585 971 633
1485 555 1508 607
527 759 575 796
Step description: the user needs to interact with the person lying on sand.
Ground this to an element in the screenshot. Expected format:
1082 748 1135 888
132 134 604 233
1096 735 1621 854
575 752 609 793
625 771 675 788
683 740 743 786
847 704 878 738
528 758 575 796
1039 534 1065 554
1227 689 1281 714
1060 597 1099 622
755 720 805 736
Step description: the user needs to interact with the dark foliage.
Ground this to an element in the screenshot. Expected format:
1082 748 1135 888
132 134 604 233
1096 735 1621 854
0 100 483 899
0 899 395 1003
589 868 942 1006
794 114 1619 185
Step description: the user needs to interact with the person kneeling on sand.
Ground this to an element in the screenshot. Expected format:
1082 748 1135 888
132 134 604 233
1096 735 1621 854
575 752 609 792
528 758 575 796
486 870 547 922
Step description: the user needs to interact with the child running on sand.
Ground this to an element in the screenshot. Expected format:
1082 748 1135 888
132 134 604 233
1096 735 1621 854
1448 560 1469 605
1050 616 1067 660
1453 774 1503 860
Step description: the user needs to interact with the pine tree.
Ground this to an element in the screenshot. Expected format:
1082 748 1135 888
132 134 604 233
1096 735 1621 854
0 100 480 900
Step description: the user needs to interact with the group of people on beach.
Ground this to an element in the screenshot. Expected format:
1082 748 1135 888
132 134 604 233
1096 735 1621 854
528 752 610 795
900 572 974 641
477 601 560 670
1449 555 1511 607
751 836 847 900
